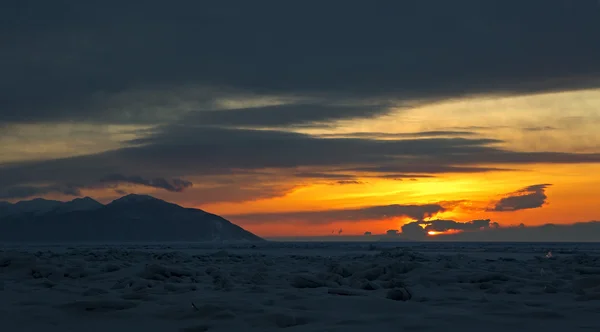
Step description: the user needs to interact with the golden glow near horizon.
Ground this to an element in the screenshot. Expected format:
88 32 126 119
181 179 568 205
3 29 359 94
2 89 600 237
198 162 600 236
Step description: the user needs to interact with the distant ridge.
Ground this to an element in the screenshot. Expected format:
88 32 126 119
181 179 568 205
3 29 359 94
48 197 104 214
0 194 264 243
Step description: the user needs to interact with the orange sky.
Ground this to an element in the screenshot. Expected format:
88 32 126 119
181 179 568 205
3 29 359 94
197 90 600 236
14 89 599 238
206 163 600 237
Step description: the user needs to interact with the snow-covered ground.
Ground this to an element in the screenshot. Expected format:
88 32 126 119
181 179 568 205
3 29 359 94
2 241 600 332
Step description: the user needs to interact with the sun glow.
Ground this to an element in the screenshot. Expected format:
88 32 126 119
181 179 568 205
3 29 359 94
427 229 464 236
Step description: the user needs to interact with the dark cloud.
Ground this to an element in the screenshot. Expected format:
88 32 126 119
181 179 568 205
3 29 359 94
157 181 296 205
401 219 494 239
523 126 558 132
183 103 395 127
227 204 446 225
430 221 600 242
2 0 600 125
0 184 81 200
335 180 365 185
294 171 433 181
426 219 492 232
99 174 193 192
489 184 551 212
294 172 358 180
319 131 479 139
377 174 436 181
400 222 428 239
0 173 193 200
448 125 511 131
435 152 600 165
348 165 513 174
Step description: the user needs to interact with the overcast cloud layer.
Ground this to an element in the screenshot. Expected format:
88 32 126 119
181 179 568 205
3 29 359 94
2 0 600 126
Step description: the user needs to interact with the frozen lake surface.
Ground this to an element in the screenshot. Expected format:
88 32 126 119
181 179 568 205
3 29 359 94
2 241 600 331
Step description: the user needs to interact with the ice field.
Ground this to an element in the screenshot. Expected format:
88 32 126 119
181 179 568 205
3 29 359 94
1 241 600 332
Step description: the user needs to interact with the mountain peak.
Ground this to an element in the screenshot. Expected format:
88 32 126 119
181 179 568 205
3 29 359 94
109 194 167 205
73 196 97 201
52 196 104 213
13 197 62 207
0 194 264 242
13 197 63 213
68 196 101 205
22 197 57 203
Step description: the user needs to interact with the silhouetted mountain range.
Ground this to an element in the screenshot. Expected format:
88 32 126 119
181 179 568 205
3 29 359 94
0 194 264 242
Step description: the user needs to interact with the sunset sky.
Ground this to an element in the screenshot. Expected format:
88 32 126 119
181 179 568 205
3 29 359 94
2 1 600 238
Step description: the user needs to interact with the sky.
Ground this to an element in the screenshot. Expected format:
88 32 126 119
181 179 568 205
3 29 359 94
2 0 600 239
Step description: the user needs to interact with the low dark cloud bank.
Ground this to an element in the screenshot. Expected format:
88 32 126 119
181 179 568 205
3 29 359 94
227 204 446 225
0 185 82 200
432 221 600 242
2 0 600 125
401 219 498 239
382 219 600 242
0 174 193 200
99 174 193 193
